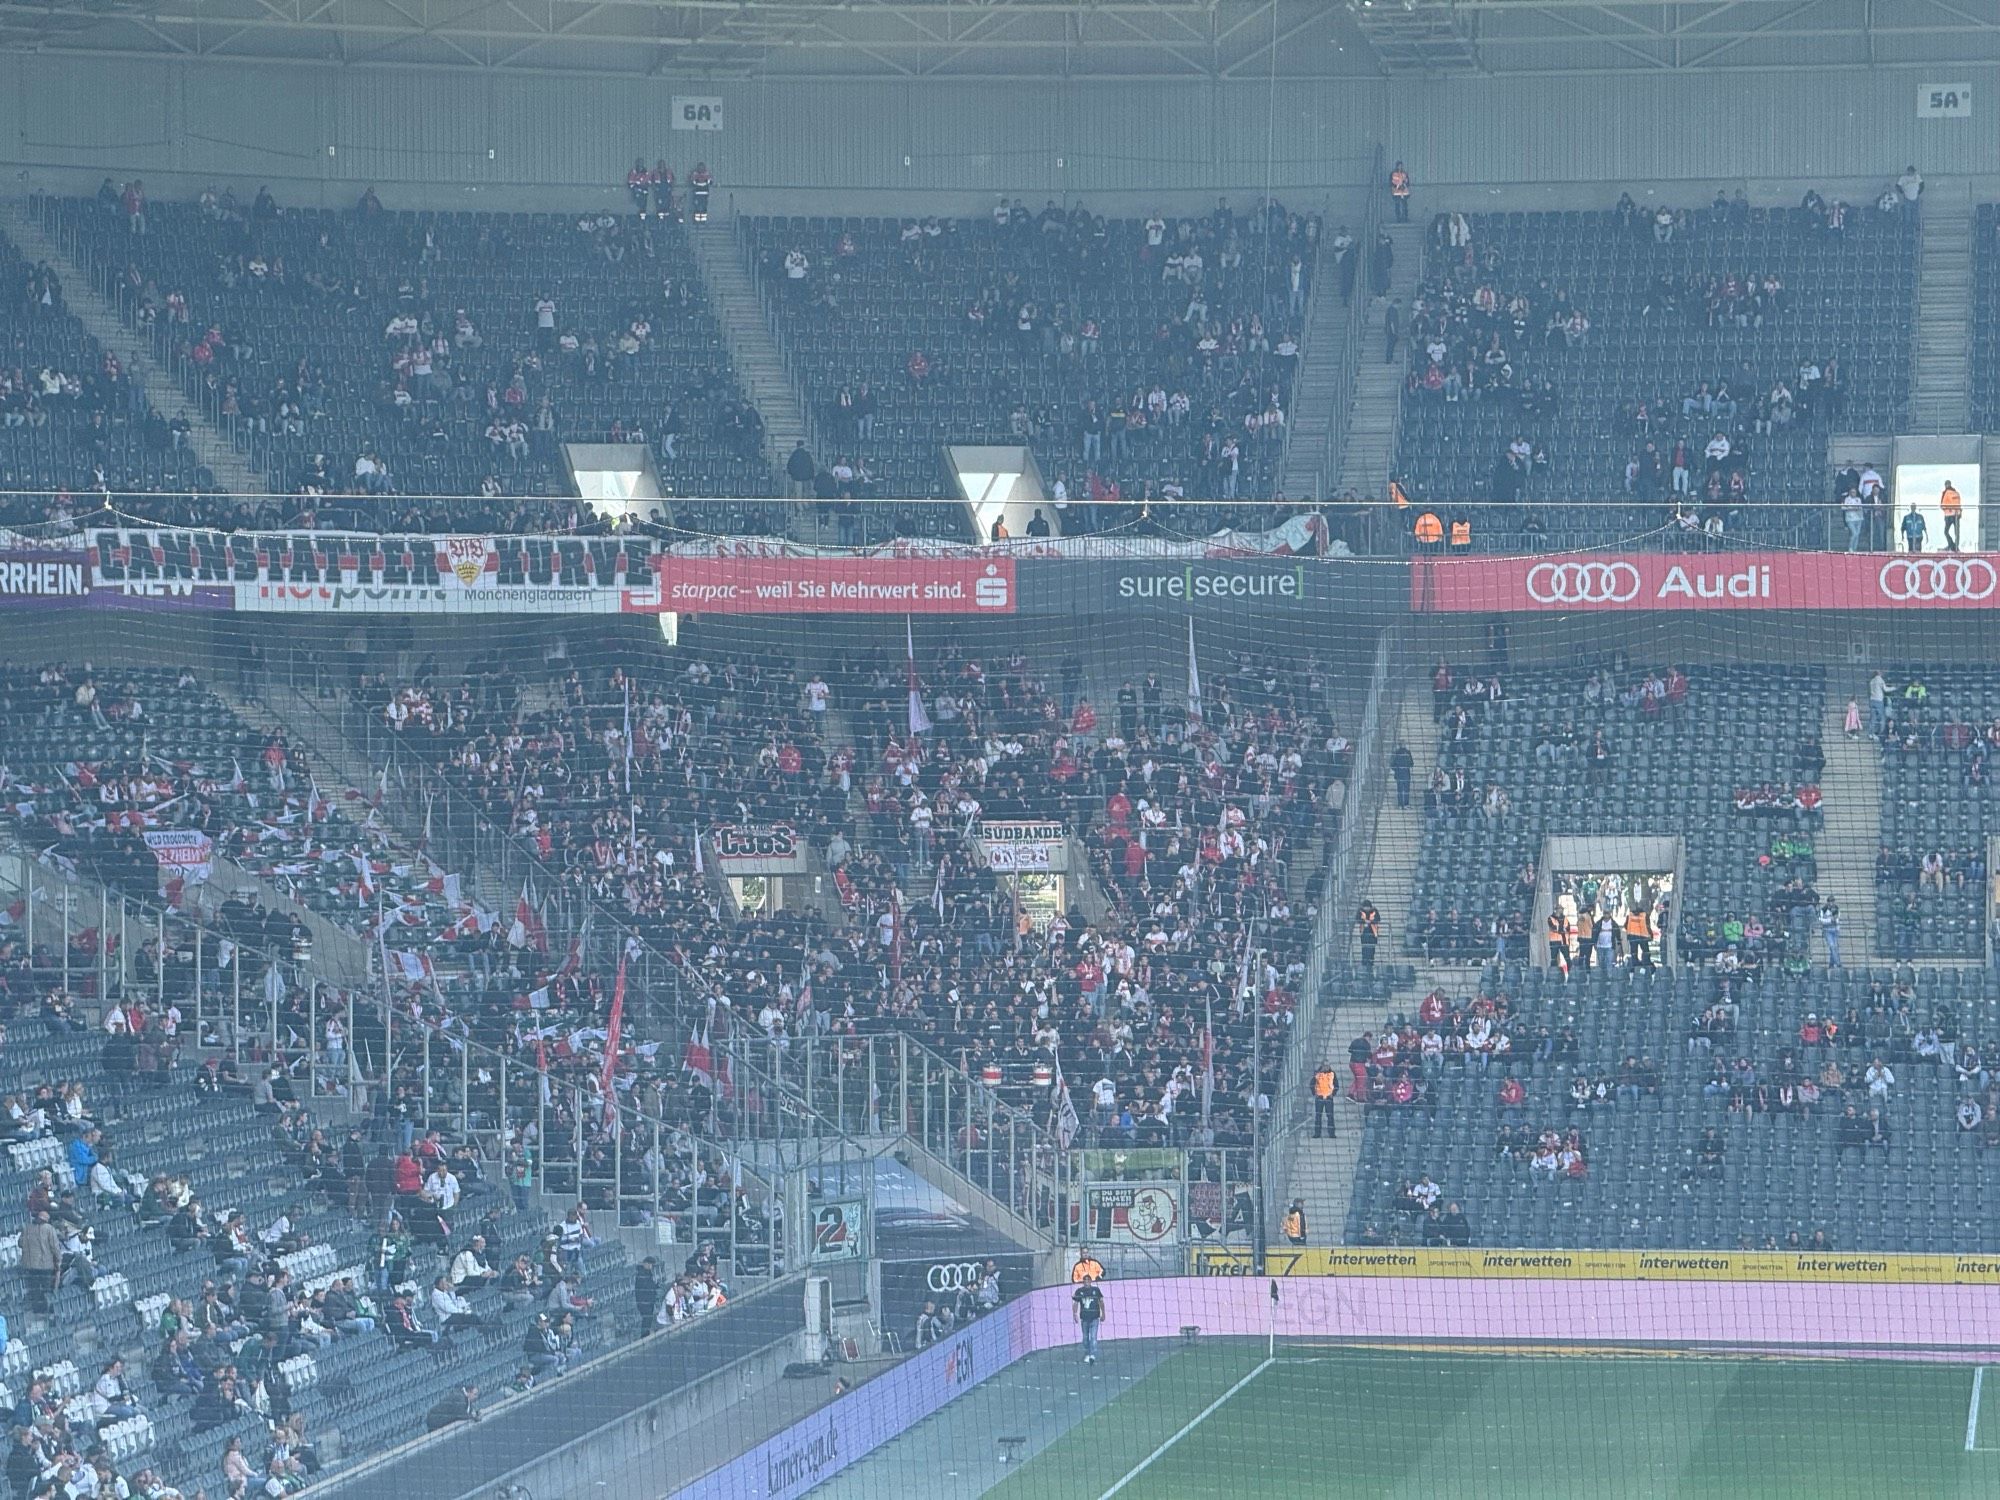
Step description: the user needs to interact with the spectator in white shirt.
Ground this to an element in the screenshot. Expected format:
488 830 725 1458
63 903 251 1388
1865 1058 1896 1099
450 1236 498 1290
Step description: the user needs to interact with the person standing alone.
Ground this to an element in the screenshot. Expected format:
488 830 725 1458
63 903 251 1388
1311 1062 1338 1138
1073 1274 1105 1364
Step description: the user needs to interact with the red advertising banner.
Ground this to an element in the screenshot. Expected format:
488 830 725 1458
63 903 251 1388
651 556 1015 614
1411 552 2000 613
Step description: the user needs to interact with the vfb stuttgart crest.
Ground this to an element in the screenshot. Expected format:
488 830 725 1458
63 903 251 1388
444 538 490 587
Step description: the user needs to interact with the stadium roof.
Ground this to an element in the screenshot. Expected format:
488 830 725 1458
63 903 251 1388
2 0 1996 81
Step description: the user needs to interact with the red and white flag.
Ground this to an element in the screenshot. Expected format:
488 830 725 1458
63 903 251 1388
508 880 548 952
682 1020 715 1090
602 955 627 1137
353 853 376 906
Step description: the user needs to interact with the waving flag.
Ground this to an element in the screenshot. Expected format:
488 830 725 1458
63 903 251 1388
602 955 627 1138
508 880 547 952
1186 614 1203 725
1051 1051 1081 1149
682 1020 715 1089
906 616 932 737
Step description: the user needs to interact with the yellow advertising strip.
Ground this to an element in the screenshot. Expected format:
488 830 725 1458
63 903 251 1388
1189 1246 2000 1284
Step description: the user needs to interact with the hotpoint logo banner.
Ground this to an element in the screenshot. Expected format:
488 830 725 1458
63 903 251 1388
1411 551 2000 613
87 530 662 614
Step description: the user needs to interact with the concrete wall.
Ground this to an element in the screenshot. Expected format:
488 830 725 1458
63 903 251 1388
7 55 1993 213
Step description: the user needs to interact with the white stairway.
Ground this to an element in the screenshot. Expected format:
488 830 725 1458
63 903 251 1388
1816 672 1882 965
1275 247 1355 501
687 214 808 484
1910 188 1972 434
1333 220 1423 499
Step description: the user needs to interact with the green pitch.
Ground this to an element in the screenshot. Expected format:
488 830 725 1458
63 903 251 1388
992 1343 2000 1498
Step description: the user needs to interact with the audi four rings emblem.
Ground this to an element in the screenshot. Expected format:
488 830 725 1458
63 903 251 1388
927 1262 985 1292
1878 558 1999 602
1525 561 1644 604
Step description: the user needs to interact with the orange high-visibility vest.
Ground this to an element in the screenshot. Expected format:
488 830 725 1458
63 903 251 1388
1413 511 1444 544
1312 1068 1336 1099
1449 519 1472 548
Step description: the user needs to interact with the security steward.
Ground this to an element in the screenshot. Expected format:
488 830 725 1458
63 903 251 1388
1071 1248 1105 1285
1311 1062 1338 1139
1624 905 1653 971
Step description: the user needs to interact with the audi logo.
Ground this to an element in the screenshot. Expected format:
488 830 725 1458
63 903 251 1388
1525 561 1643 605
1878 557 1999 602
926 1262 985 1292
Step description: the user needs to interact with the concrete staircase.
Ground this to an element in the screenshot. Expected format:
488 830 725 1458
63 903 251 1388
0 201 263 499
1275 250 1355 502
1281 990 1398 1247
688 214 807 486
1817 672 1883 965
1332 221 1423 499
1358 674 1435 967
1910 188 1972 434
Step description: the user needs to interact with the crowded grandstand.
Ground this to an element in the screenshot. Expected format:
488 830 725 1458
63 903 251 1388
1 7 1999 1497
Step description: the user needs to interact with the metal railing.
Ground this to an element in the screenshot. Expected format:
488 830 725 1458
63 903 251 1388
0 819 785 1279
251 645 1079 1231
1261 627 1396 1238
1314 143 1386 506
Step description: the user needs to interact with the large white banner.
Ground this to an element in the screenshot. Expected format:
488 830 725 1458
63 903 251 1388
142 829 214 890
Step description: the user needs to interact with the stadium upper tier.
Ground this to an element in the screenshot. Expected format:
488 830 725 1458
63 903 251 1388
40 191 780 534
0 239 217 524
742 205 1318 540
1392 199 1916 553
1974 204 2000 435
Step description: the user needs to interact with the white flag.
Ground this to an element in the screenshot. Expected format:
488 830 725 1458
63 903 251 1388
1186 615 1203 725
906 617 932 737
1051 1052 1080 1149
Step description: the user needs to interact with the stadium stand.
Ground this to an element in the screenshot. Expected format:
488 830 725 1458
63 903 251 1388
0 237 216 530
1872 666 1996 960
40 188 781 533
1409 660 1826 965
333 638 1381 1155
1391 195 1917 551
1344 960 1999 1255
741 203 1324 540
0 954 666 1499
1975 204 2000 435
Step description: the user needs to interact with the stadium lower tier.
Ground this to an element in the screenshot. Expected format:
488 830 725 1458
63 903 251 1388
1346 964 2000 1253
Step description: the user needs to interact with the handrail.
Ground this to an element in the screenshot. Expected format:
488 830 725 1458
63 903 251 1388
1317 142 1387 506
1262 626 1395 1237
253 651 960 1167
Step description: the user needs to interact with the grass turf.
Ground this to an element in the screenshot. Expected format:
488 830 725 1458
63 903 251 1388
992 1344 2000 1499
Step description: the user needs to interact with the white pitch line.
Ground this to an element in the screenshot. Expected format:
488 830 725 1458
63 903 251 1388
1967 1365 1987 1453
1095 1357 1275 1500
